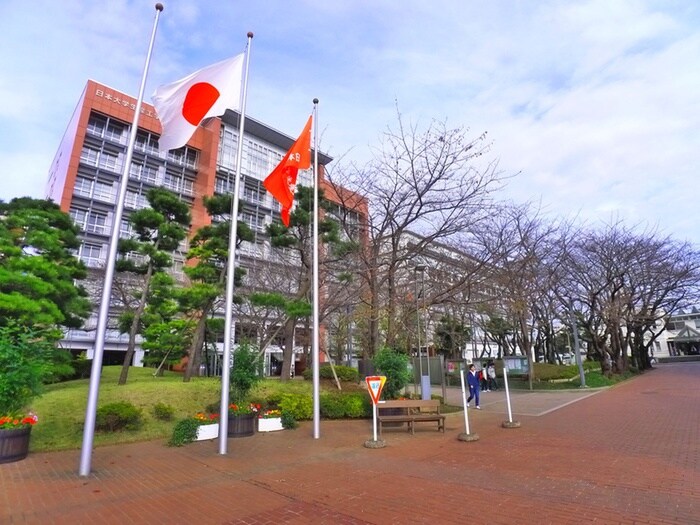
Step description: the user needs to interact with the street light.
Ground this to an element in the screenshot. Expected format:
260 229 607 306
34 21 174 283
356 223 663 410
414 265 430 400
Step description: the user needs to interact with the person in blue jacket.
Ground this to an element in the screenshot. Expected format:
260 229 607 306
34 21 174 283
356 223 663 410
467 363 481 409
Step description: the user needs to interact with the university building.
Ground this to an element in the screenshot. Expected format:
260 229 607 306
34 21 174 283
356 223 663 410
46 80 367 373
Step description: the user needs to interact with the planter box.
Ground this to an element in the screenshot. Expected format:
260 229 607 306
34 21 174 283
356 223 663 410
0 426 32 464
258 417 283 432
195 423 219 441
228 413 255 437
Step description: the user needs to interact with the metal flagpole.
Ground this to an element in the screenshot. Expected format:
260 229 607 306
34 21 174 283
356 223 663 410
79 3 164 477
312 99 320 439
219 32 254 455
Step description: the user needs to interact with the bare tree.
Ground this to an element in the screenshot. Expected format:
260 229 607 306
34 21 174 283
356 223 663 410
560 222 700 373
475 203 566 387
327 110 504 356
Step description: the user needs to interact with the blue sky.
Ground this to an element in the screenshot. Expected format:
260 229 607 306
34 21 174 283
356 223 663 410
1 0 699 244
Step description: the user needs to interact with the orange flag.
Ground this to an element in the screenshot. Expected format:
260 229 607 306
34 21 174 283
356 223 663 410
263 115 312 226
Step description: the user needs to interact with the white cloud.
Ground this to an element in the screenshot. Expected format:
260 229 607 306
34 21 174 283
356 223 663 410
0 0 698 245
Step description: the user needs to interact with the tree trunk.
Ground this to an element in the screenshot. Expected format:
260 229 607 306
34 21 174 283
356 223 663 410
184 311 208 382
279 317 296 381
118 264 154 385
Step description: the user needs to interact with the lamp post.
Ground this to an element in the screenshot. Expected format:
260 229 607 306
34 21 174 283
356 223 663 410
415 265 431 400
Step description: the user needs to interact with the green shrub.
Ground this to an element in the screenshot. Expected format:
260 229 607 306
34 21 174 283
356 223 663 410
302 364 359 382
280 411 298 429
168 417 200 447
319 392 371 418
71 357 93 379
95 401 142 432
45 349 77 384
345 393 371 418
152 402 175 421
373 347 411 399
230 342 262 403
320 394 346 419
0 323 55 414
278 393 313 420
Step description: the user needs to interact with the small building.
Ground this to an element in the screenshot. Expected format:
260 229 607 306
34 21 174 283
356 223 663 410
654 309 700 357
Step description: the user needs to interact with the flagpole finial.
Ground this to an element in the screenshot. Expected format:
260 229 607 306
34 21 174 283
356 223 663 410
247 32 254 38
313 98 319 104
155 3 163 11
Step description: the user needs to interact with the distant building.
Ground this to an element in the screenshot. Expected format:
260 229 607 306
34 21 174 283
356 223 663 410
654 309 700 357
46 80 367 373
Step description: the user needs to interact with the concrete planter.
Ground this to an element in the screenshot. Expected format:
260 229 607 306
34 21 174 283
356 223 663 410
258 417 283 432
195 423 219 441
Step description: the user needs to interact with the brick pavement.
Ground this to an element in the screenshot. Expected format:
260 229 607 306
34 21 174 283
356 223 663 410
1 362 698 524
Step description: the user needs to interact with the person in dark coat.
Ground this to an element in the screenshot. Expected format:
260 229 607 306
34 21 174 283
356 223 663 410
466 364 481 409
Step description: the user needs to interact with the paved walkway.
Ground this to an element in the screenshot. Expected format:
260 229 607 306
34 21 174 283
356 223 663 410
1 362 698 524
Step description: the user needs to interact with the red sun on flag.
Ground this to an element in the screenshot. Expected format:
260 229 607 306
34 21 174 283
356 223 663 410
182 83 221 125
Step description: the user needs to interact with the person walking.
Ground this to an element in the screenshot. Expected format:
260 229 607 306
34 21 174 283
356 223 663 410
487 361 499 391
467 363 481 409
479 367 489 391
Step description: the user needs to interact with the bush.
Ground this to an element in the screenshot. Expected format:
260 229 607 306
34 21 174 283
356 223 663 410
152 402 175 421
95 401 143 432
320 392 371 419
302 364 359 383
0 323 55 415
280 411 298 429
278 393 313 420
373 347 411 400
71 357 93 379
319 394 346 419
168 418 199 447
44 349 76 384
230 342 262 402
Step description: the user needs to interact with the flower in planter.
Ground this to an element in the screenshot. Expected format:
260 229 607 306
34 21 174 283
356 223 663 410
194 412 219 423
259 409 282 419
228 403 260 416
0 413 38 430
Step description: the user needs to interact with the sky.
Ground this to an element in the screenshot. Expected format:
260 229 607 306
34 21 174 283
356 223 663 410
1 0 699 245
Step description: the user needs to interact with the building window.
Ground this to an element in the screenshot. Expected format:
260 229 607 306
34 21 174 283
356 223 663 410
125 190 148 210
218 127 239 169
70 207 109 235
80 146 121 173
163 173 182 193
130 163 159 184
240 212 266 232
135 132 160 154
242 184 266 205
184 149 198 169
87 114 107 137
120 219 136 239
73 177 115 203
80 147 99 167
215 175 235 195
78 242 104 267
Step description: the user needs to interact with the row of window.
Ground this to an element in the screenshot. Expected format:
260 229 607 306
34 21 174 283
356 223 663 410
87 113 199 169
218 124 313 184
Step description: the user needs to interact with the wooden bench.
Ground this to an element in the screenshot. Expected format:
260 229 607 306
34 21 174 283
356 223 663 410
376 399 446 436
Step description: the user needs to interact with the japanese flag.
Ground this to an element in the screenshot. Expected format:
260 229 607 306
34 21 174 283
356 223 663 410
152 54 244 152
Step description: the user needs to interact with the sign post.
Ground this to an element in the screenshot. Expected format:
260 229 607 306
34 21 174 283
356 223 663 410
457 366 479 442
365 375 386 442
501 363 521 429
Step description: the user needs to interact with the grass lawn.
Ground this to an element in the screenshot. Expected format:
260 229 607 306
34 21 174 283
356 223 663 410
30 366 337 453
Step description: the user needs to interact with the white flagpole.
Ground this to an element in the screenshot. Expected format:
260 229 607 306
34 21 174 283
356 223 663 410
78 3 164 477
219 32 253 455
312 99 320 439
